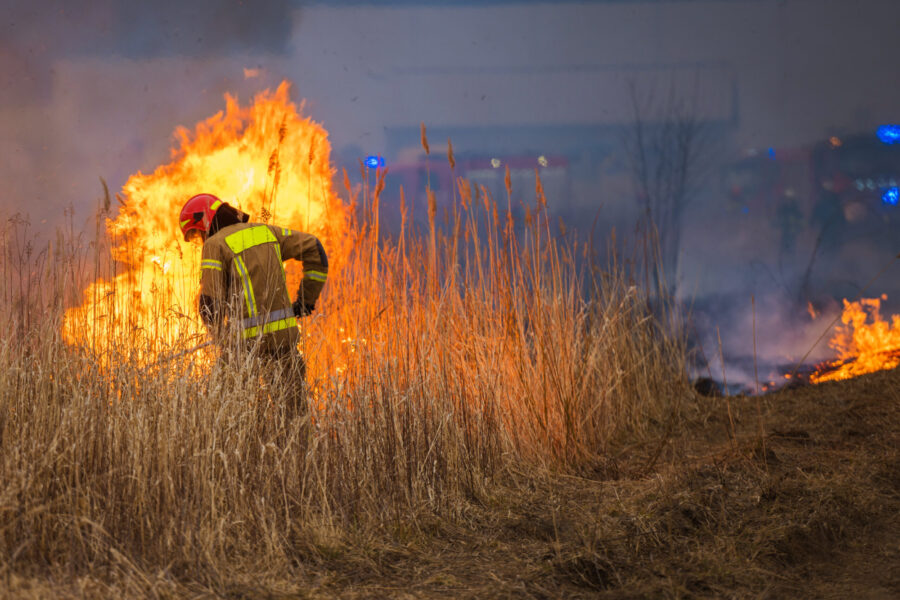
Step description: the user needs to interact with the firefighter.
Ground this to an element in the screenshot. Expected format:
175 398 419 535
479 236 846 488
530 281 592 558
178 193 328 416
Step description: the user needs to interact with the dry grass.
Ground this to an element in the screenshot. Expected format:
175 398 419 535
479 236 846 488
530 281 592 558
0 164 693 596
3 162 896 597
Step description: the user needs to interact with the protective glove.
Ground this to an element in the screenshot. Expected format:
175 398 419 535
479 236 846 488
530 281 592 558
292 299 315 318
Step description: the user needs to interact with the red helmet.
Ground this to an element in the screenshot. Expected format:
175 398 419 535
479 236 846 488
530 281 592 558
179 193 222 241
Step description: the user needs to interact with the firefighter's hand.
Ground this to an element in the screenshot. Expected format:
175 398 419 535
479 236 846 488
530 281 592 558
292 299 315 318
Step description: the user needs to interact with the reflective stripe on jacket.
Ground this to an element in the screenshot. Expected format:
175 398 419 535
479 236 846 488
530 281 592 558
199 222 328 351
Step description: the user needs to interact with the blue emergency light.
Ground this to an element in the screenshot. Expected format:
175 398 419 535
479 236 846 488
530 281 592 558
877 125 900 145
882 187 899 205
365 155 385 169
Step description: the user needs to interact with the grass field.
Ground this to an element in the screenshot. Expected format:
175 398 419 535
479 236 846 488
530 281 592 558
1 127 897 596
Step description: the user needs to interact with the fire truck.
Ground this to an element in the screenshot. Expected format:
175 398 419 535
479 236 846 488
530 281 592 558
369 154 570 234
810 133 900 217
722 131 900 256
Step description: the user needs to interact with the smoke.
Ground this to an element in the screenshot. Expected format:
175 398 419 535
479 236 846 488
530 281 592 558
5 0 900 380
689 291 843 391
682 196 900 390
0 0 293 228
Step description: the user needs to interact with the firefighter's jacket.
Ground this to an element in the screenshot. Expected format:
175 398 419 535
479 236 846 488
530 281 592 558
199 222 328 353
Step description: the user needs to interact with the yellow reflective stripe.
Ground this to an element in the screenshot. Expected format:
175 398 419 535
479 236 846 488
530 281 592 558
210 200 222 212
233 256 257 318
201 259 223 271
225 225 277 254
273 240 283 264
242 307 294 329
242 316 297 339
273 239 287 280
281 227 290 236
305 270 327 282
180 218 191 228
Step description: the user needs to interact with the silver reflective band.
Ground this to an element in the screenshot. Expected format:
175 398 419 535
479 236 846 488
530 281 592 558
241 306 295 329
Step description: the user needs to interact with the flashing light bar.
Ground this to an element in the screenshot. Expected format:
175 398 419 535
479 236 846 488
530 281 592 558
365 155 385 169
883 187 899 205
877 125 900 145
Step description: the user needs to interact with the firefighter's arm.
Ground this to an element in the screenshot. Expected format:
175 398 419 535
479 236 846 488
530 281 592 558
198 241 229 328
270 225 329 314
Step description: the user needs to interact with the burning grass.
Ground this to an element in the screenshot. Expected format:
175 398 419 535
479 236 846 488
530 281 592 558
3 237 898 597
1 84 897 597
61 82 348 364
811 295 900 383
0 84 691 595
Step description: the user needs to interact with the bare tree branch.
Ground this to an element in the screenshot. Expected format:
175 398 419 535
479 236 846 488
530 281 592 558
626 78 709 302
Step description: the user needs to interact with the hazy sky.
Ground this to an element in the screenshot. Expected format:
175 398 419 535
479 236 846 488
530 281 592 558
3 0 900 227
4 0 900 383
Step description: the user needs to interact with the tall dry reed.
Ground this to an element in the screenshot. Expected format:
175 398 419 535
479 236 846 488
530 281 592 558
0 161 688 583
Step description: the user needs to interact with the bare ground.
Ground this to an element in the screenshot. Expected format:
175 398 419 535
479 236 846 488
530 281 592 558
4 370 899 599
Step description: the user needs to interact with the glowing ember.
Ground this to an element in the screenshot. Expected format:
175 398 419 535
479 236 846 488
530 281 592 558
807 301 818 320
811 295 900 383
63 81 349 363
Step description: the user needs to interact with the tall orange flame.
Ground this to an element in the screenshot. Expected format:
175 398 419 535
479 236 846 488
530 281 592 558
63 82 349 363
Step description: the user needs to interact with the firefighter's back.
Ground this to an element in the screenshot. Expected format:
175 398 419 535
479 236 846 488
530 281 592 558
204 222 300 355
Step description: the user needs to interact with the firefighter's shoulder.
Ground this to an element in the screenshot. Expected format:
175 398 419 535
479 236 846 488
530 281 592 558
212 222 280 256
269 223 299 238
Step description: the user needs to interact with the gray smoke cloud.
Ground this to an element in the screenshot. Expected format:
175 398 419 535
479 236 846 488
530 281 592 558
0 0 292 227
4 0 900 382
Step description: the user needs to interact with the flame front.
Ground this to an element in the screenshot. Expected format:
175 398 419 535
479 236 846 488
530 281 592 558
63 82 349 363
811 295 900 383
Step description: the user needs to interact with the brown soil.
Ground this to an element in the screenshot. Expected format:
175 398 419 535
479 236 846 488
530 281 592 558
299 370 900 599
4 370 899 599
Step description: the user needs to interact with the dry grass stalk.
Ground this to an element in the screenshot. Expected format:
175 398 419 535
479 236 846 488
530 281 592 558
420 122 430 155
